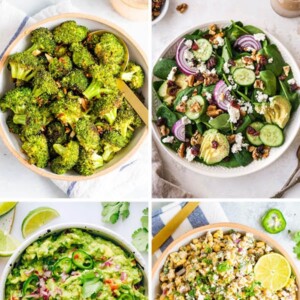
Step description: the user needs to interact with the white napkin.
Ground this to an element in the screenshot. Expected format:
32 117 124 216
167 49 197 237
0 0 150 198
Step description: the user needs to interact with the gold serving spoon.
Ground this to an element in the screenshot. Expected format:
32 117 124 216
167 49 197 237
88 30 148 126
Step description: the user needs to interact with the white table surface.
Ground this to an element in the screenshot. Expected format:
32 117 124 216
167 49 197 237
0 0 149 198
0 201 149 276
152 201 300 270
152 0 300 198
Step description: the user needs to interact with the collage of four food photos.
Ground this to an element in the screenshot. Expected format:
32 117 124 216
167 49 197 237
0 0 300 299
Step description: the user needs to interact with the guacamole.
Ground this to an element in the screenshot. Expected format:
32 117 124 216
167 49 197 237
5 229 147 300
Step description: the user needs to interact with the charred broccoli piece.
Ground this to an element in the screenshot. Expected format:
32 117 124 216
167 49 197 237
32 68 59 98
83 65 117 100
49 55 73 79
75 117 100 151
61 69 88 93
54 45 68 57
22 135 49 168
121 61 144 89
53 21 88 45
6 114 22 134
90 93 122 125
94 33 125 67
50 140 79 174
69 42 95 70
8 52 39 81
86 32 101 50
0 87 32 114
45 121 67 145
75 147 103 176
26 27 56 56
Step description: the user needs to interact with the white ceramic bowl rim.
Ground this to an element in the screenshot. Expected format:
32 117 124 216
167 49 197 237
0 222 148 298
152 20 300 178
152 0 169 25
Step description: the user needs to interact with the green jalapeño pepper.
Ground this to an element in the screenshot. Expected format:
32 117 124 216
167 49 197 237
22 274 39 296
118 294 134 300
261 208 286 234
72 250 94 270
53 257 72 277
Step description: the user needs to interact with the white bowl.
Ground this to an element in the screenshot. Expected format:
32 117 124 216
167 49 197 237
152 21 300 178
152 0 169 25
0 13 148 181
152 222 300 300
0 223 148 299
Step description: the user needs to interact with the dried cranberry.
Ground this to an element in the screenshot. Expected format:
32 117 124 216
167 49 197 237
206 56 217 70
236 119 243 127
212 140 219 149
247 126 260 136
231 100 240 109
290 83 299 92
257 145 265 154
228 58 236 66
279 74 287 81
203 34 211 39
185 140 191 148
195 73 204 82
255 64 262 76
167 80 176 87
156 117 166 127
168 86 178 96
191 144 200 156
191 42 199 51
259 55 268 66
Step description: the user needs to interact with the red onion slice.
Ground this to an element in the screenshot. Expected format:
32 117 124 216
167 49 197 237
176 39 198 75
172 119 186 142
234 35 262 51
213 80 231 111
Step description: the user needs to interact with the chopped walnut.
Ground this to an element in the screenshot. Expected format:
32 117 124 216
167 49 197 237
192 88 198 96
177 143 185 158
250 50 257 61
176 3 188 13
227 135 236 144
191 131 203 146
250 146 270 160
175 102 186 112
241 56 254 65
240 109 246 117
283 65 290 77
254 79 265 90
209 32 225 45
203 73 219 86
159 125 170 136
209 24 217 35
190 101 201 113
206 105 223 117
187 75 195 87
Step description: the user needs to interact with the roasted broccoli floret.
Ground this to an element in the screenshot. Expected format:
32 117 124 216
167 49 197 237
69 42 95 70
101 130 129 162
121 61 144 89
50 140 79 174
6 114 22 134
0 87 32 114
94 33 125 67
22 135 49 168
45 121 67 145
113 101 143 138
26 27 56 56
54 45 68 57
75 147 103 175
61 69 88 93
75 117 100 151
53 21 88 45
86 33 101 50
83 65 117 100
32 68 59 98
8 52 39 81
48 55 73 78
50 92 84 127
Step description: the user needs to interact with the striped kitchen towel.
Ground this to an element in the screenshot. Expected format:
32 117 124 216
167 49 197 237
152 202 229 260
0 0 150 199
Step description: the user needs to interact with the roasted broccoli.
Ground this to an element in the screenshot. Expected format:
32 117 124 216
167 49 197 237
75 117 100 151
86 32 101 50
45 121 67 145
50 140 79 174
121 61 144 89
6 114 22 134
69 42 95 70
54 45 68 57
75 147 103 175
22 135 49 168
26 27 56 56
53 21 88 44
61 69 89 93
48 55 73 78
8 52 39 81
32 68 59 98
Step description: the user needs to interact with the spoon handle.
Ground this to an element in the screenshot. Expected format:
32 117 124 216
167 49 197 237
282 162 300 189
272 176 300 198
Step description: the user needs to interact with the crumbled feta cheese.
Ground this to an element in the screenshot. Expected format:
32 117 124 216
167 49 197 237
231 133 248 153
253 33 266 41
214 36 225 48
182 116 191 125
223 61 231 74
186 147 196 162
197 62 207 73
162 136 174 144
288 78 296 85
245 64 255 70
209 68 217 75
181 95 189 102
232 84 238 90
167 66 177 81
227 85 233 91
269 96 274 102
268 57 273 63
245 47 255 52
256 91 269 102
184 39 193 48
227 104 240 124
228 75 234 85
205 92 212 101
184 49 194 61
239 100 253 114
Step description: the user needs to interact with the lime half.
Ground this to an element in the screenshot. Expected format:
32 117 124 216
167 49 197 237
254 253 291 292
22 207 60 238
0 229 20 257
0 202 17 217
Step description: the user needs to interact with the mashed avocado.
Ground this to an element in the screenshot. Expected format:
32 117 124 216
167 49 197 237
5 229 147 300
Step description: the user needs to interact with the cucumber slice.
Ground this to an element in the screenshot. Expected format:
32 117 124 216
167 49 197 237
233 68 256 86
193 39 213 62
246 122 264 146
185 95 206 120
260 124 284 147
230 59 245 74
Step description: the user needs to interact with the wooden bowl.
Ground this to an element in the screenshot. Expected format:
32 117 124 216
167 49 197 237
152 222 300 299
0 13 148 181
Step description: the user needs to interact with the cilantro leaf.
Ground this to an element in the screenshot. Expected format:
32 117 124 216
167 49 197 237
293 232 300 244
141 208 148 230
101 202 130 224
293 243 300 259
132 228 148 252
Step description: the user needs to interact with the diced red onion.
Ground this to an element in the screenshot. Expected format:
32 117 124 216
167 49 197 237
172 119 186 142
176 39 198 75
234 35 262 51
213 80 231 111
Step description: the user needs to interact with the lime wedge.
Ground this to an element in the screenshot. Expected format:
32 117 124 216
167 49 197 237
0 202 17 217
0 229 20 257
254 253 291 292
22 207 60 238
